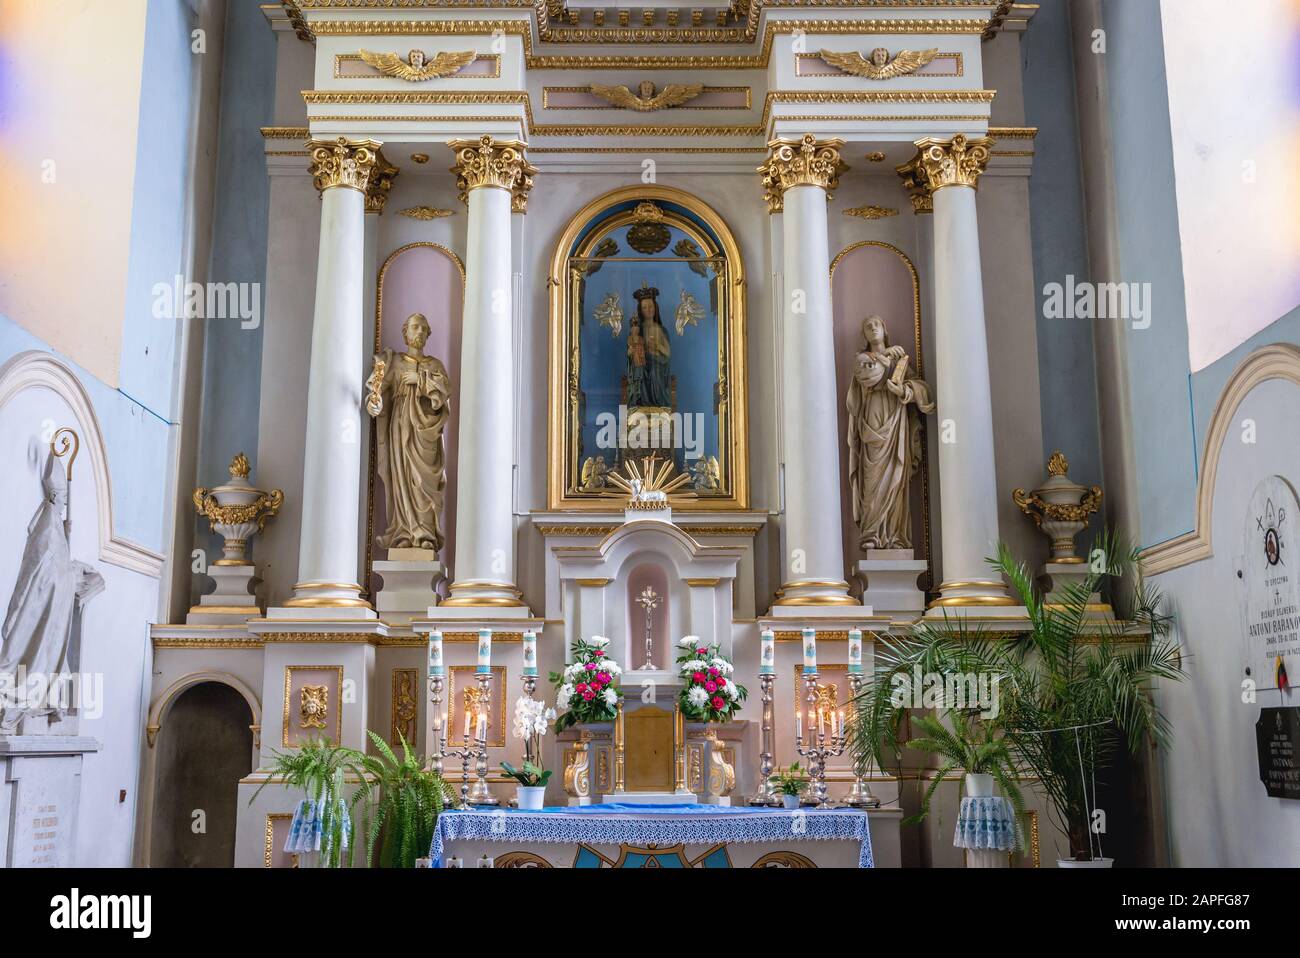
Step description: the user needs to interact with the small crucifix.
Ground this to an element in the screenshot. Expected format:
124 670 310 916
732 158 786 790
636 585 661 670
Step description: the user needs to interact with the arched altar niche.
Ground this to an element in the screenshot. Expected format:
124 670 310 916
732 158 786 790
548 185 749 511
830 241 932 575
626 560 672 671
555 522 741 676
365 243 465 594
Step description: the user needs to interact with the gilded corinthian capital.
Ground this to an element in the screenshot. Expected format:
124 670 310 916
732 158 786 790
307 137 385 194
364 149 400 214
756 134 848 213
448 134 538 212
895 133 993 197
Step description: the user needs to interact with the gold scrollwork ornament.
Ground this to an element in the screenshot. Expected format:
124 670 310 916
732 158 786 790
757 134 849 213
448 134 538 210
308 137 383 194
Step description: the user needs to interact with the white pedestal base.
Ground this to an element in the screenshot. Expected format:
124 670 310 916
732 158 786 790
769 603 873 619
857 552 928 617
0 735 98 867
966 847 1010 868
1040 561 1111 615
188 564 261 624
567 796 592 807
374 559 443 625
603 791 698 805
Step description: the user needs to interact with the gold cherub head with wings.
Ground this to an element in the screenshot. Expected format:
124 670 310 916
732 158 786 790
817 47 938 80
588 81 704 112
359 48 476 82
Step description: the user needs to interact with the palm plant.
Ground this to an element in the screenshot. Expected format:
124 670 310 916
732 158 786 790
253 738 368 868
904 711 1025 829
849 531 1183 862
354 730 447 868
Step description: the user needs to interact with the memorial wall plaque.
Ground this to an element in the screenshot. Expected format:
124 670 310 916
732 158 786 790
1240 477 1300 690
1255 706 1300 800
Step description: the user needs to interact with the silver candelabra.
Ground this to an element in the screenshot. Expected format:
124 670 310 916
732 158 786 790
747 671 778 805
429 669 497 808
793 670 847 808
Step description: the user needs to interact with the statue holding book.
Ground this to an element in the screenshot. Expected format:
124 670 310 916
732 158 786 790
846 315 935 550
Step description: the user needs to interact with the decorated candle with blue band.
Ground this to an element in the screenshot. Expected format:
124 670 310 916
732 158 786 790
801 628 817 675
848 629 863 673
522 631 538 676
428 631 444 676
759 630 775 674
476 629 492 673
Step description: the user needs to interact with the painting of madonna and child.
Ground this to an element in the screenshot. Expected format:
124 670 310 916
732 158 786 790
560 195 746 506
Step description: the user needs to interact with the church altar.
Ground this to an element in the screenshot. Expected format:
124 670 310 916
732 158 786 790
432 803 874 869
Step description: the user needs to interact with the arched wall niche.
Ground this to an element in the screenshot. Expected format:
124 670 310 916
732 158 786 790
626 559 673 671
366 242 466 595
830 241 932 587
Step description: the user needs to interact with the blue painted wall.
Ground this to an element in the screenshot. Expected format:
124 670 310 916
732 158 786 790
1021 0 1103 488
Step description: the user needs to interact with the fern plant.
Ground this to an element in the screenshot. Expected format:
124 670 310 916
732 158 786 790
355 731 446 869
849 531 1184 861
253 738 367 868
905 711 1025 830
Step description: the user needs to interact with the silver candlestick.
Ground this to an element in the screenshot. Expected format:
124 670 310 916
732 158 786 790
747 672 778 805
793 671 847 809
430 673 481 810
843 672 880 807
635 585 660 670
468 670 499 806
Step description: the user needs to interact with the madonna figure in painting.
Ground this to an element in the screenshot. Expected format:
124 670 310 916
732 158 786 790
847 315 935 551
365 312 451 553
627 284 673 409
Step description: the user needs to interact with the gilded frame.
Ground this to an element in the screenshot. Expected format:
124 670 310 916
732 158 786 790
547 185 749 510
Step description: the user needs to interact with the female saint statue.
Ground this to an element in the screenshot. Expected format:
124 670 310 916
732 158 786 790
846 315 935 551
626 284 672 410
365 313 451 553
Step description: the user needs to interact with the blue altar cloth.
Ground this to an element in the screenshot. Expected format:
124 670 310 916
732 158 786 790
431 803 874 868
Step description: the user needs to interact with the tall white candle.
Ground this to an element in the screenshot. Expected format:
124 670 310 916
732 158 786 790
801 628 817 674
759 630 775 674
428 631 444 676
476 629 492 673
522 630 538 676
848 629 862 672
476 711 487 742
795 708 802 741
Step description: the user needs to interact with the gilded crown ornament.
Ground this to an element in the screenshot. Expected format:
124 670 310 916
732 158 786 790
896 134 993 196
448 134 538 211
307 137 384 195
193 453 284 567
1012 451 1103 563
757 134 848 213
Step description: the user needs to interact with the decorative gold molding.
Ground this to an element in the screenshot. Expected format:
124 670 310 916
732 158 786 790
282 666 344 746
152 636 264 649
307 136 384 193
543 85 750 111
397 205 455 220
817 47 939 80
447 133 537 211
757 133 848 213
260 126 310 139
843 204 898 220
896 133 993 195
391 668 419 746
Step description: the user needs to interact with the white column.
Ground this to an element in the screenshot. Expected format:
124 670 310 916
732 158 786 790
443 136 536 609
759 135 857 608
902 136 1012 609
284 138 384 611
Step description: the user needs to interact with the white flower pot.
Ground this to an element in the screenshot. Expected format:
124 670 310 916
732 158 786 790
964 773 994 797
516 786 546 810
1057 857 1114 868
782 794 801 810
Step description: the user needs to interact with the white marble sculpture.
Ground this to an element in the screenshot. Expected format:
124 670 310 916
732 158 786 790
1 451 104 733
365 312 451 554
847 315 935 550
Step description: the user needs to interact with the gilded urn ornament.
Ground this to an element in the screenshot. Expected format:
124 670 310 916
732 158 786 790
1012 451 1103 562
192 453 283 566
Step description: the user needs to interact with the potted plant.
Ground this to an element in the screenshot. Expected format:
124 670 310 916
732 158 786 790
354 731 447 868
253 738 367 868
770 763 809 809
850 532 1183 867
676 635 748 721
903 711 1025 827
502 695 557 809
550 635 623 732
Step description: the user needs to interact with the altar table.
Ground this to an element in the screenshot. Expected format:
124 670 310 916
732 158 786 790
431 803 874 868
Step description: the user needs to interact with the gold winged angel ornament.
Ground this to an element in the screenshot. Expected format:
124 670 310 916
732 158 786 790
588 81 703 112
359 48 476 81
818 47 938 80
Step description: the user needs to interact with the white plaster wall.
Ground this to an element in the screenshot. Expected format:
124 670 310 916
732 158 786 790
1156 374 1300 866
0 385 159 867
